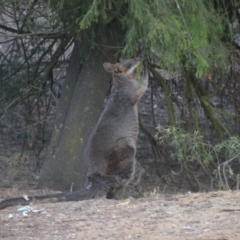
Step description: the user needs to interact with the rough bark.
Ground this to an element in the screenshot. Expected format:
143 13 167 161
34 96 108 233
37 25 124 191
191 76 231 140
148 64 176 126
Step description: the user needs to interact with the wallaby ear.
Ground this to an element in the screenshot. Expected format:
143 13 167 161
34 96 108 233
103 62 116 72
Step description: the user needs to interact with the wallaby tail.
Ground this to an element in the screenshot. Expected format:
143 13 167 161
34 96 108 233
0 187 100 210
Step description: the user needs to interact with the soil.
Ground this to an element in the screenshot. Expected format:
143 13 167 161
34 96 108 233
0 189 240 240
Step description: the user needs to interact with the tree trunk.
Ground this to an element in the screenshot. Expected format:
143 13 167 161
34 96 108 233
37 25 124 191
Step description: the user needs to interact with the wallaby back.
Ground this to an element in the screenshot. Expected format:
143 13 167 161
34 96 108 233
84 57 148 198
0 57 148 209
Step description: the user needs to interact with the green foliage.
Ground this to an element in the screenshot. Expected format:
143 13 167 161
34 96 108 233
122 0 231 76
215 136 240 160
155 125 214 167
155 125 240 189
46 0 80 20
78 0 108 29
214 136 240 188
45 0 235 77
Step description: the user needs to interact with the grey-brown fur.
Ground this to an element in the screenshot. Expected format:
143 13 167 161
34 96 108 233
0 57 148 209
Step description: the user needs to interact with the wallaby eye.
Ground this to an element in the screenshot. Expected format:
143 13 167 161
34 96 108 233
114 66 125 75
114 67 121 74
114 68 119 74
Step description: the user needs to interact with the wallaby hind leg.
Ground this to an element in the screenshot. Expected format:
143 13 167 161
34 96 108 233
86 173 126 199
132 161 145 193
106 185 124 199
108 138 136 174
105 139 137 198
107 162 144 199
85 139 137 199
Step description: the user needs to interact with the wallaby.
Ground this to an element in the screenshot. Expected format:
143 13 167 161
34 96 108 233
0 55 149 210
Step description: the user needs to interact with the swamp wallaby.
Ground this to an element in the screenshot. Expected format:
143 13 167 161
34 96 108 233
0 56 149 209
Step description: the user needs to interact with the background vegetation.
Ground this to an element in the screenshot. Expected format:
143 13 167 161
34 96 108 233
0 0 240 191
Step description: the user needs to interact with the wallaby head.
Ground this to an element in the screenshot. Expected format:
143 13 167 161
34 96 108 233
103 58 140 80
103 58 148 101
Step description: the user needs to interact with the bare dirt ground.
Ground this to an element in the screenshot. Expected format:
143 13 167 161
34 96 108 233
0 189 240 240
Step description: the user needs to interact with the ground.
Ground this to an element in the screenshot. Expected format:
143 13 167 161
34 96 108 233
0 128 240 239
0 189 240 240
